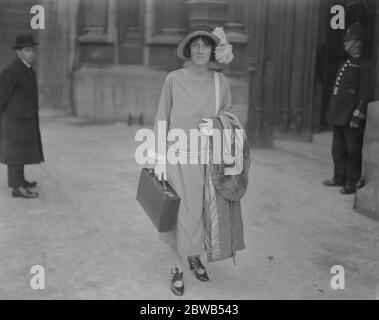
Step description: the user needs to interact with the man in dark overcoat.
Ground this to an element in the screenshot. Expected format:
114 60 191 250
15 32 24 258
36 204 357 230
323 23 375 194
0 34 44 198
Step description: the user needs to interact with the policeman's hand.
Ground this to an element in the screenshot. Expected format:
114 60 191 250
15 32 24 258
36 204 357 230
349 117 362 130
154 163 167 181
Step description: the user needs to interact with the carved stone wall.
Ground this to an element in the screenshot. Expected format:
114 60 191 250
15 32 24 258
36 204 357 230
38 0 79 112
355 101 379 220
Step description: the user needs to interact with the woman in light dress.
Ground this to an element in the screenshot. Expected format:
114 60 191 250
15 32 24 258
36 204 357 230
152 26 236 295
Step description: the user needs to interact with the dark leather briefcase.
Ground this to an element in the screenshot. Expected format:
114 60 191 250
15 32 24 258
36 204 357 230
136 168 180 232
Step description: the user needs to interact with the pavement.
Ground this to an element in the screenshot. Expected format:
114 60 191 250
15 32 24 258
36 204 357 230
0 110 378 300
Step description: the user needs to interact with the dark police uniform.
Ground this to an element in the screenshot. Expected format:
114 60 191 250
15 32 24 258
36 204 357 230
325 24 375 191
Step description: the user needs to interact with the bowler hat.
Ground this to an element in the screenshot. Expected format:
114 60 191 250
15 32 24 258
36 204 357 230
13 33 38 49
344 23 365 42
177 27 220 60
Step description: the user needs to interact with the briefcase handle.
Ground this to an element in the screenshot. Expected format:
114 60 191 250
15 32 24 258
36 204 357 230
160 178 168 191
145 168 169 191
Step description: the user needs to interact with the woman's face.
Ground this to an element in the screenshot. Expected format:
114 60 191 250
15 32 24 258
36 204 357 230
190 37 212 66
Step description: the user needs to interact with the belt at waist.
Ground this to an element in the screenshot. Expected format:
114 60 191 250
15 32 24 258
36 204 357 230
333 87 357 95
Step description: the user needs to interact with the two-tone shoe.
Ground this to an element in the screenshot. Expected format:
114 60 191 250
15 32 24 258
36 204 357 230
188 256 209 282
170 267 184 296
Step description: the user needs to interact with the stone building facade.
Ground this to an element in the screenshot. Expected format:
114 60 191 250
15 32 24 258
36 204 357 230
1 0 379 217
0 0 378 144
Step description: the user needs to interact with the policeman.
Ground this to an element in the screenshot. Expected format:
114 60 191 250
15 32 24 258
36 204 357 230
323 23 375 194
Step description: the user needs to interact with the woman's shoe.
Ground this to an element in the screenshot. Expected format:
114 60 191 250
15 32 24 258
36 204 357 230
170 267 184 296
188 256 209 282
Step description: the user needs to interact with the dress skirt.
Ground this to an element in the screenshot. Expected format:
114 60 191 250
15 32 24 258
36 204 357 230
159 160 205 257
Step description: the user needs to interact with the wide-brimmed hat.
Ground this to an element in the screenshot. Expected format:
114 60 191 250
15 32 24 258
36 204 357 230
177 28 220 60
344 23 365 42
13 33 38 49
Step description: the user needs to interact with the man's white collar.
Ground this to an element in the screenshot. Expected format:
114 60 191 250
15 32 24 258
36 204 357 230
21 58 31 68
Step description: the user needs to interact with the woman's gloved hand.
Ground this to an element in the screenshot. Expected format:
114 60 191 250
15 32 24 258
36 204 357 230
198 118 213 136
154 163 167 181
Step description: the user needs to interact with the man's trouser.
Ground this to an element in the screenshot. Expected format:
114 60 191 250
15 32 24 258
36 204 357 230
332 125 364 187
7 165 25 189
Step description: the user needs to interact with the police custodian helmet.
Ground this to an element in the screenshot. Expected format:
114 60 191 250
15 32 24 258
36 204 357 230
344 22 365 42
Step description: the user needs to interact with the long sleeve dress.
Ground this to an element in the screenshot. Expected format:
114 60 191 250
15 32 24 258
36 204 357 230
153 68 232 257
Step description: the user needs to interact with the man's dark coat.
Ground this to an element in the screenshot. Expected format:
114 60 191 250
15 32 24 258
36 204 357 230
0 58 44 165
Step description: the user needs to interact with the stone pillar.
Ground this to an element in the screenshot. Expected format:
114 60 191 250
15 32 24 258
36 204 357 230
269 0 296 133
185 0 230 29
224 0 248 75
246 0 272 148
287 0 320 139
355 13 379 220
143 0 155 66
355 101 379 220
38 0 79 112
148 0 188 70
375 15 379 100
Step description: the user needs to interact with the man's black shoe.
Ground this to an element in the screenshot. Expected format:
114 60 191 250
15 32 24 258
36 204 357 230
323 179 344 187
24 180 37 188
340 186 356 195
12 186 39 198
356 177 365 190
